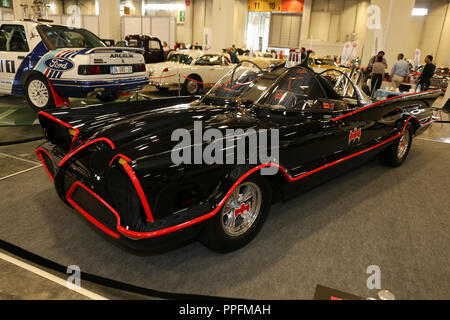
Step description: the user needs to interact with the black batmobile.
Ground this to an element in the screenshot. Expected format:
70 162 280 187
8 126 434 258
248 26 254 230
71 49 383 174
35 61 440 252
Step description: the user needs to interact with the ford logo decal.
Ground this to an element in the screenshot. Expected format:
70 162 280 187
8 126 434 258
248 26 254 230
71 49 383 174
44 57 74 71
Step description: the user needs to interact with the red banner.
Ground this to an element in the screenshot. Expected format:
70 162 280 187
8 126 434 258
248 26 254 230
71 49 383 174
281 0 304 13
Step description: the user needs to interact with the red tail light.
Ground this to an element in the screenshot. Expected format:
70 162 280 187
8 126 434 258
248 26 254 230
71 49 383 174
89 65 100 74
140 63 146 72
163 67 169 73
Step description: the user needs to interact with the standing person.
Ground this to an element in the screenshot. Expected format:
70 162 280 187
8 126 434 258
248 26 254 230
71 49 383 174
271 50 277 59
162 41 170 52
417 55 436 91
370 55 386 94
162 41 170 60
363 51 387 84
300 47 306 62
390 53 410 89
227 48 240 64
279 51 284 60
367 51 388 71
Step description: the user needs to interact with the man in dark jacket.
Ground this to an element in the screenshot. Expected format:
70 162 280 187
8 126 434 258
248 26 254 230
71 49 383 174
227 48 240 64
417 55 436 91
300 47 306 62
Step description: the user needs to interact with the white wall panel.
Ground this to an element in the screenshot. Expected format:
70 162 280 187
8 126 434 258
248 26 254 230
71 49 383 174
122 16 142 37
309 12 331 42
151 16 171 46
269 13 302 48
83 16 99 35
142 17 151 35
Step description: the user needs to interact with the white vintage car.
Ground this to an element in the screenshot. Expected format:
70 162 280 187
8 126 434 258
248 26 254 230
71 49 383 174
238 51 284 69
147 50 234 95
0 20 149 110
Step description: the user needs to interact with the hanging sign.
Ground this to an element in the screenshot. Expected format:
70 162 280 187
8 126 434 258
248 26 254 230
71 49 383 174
248 0 304 13
248 0 282 12
281 0 304 12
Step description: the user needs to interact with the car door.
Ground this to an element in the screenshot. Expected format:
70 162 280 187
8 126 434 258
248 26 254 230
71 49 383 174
0 23 30 94
147 38 164 63
193 54 225 84
259 67 375 178
258 68 334 177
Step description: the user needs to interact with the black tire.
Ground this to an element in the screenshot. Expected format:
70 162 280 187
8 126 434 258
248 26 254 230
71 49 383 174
97 94 119 103
181 74 202 95
200 174 272 253
156 86 169 92
24 73 55 111
379 122 414 167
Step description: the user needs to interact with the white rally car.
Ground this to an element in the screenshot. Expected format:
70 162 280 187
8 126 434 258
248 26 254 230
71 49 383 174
147 50 234 95
0 20 149 110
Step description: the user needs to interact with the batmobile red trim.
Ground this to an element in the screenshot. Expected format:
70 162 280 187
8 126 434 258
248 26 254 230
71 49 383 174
35 147 54 182
108 154 132 166
58 137 116 167
108 154 154 223
38 111 80 151
331 90 441 122
118 116 421 239
66 181 121 239
65 116 431 240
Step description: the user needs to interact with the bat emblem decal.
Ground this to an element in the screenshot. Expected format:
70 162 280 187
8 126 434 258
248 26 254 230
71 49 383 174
348 128 362 144
234 202 250 218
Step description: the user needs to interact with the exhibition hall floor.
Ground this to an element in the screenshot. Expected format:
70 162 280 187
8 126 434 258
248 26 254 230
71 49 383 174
0 125 449 299
0 87 180 145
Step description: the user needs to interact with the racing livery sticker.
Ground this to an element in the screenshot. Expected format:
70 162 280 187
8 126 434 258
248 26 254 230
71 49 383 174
44 57 75 72
0 60 15 73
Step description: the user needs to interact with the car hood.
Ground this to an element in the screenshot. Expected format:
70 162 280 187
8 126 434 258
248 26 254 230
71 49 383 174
95 102 263 160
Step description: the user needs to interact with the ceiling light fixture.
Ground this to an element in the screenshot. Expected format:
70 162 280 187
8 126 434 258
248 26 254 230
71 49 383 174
412 8 428 16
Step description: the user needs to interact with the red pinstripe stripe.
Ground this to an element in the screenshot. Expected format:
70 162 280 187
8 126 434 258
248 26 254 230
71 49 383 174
332 90 441 122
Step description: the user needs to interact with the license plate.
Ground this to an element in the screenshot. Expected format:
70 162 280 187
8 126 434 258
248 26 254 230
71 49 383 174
111 66 132 74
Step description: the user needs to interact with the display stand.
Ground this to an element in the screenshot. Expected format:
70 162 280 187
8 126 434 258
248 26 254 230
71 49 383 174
127 90 152 101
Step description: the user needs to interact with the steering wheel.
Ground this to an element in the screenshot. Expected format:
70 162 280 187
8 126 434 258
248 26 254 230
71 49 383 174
271 90 297 109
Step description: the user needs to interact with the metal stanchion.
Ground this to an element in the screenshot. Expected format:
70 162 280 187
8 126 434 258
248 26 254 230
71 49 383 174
127 90 152 102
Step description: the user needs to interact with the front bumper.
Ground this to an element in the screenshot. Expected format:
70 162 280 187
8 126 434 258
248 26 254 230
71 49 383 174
49 76 149 98
35 140 215 250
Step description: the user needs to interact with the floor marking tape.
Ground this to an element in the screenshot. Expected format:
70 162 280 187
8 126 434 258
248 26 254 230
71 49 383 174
0 152 41 165
0 165 42 181
0 251 108 300
416 137 450 144
0 108 17 120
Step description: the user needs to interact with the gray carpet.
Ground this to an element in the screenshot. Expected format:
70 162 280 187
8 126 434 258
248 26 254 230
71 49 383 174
0 138 449 299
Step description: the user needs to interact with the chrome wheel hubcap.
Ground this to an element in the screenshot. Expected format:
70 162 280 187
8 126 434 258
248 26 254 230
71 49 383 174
221 182 262 237
397 130 410 159
28 80 49 108
187 80 199 94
